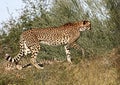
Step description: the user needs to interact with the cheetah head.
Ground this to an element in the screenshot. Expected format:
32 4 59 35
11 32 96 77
78 20 91 31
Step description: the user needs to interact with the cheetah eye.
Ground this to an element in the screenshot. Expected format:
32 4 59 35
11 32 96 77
83 21 86 25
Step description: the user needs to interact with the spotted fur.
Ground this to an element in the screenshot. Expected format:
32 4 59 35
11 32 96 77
5 20 91 70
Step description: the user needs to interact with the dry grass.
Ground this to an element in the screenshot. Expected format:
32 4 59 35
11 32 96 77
0 48 120 85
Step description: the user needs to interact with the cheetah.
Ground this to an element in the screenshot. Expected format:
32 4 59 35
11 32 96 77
5 20 91 70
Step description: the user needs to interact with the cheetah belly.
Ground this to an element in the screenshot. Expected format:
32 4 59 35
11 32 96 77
40 39 68 46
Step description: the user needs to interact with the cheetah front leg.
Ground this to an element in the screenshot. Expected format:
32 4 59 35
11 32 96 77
30 45 44 69
70 42 85 57
64 45 72 63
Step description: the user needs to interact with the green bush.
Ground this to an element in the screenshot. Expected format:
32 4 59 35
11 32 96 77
0 0 119 60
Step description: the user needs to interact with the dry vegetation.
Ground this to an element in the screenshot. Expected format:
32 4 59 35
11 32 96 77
0 48 120 85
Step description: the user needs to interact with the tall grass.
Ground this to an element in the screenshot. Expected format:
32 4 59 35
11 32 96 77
0 50 119 85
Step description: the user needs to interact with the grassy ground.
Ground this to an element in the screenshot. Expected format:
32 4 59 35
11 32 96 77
0 48 120 85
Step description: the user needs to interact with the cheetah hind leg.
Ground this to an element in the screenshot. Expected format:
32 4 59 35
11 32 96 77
30 56 44 69
30 46 44 69
22 63 43 69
